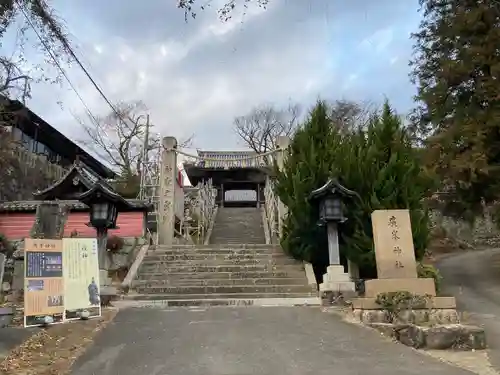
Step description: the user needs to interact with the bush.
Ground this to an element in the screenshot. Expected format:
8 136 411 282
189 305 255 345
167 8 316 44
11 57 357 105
275 100 436 277
106 235 125 253
417 263 443 293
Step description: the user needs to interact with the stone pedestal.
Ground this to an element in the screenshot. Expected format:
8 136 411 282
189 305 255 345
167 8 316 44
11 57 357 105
351 296 459 325
364 277 437 297
319 265 356 293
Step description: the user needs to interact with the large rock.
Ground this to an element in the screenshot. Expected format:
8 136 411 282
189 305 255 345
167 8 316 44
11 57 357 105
398 325 427 348
368 322 486 350
425 324 486 350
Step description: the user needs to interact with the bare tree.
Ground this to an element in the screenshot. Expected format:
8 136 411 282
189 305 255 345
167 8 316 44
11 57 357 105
234 103 301 153
1 1 72 102
0 1 75 201
79 101 148 178
79 101 194 178
327 99 374 134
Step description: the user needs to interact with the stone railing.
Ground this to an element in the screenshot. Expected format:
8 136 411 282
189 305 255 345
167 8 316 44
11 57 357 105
260 139 291 244
263 174 279 244
182 178 217 244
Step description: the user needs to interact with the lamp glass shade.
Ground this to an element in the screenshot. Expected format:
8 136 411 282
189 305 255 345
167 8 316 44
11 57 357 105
91 202 109 221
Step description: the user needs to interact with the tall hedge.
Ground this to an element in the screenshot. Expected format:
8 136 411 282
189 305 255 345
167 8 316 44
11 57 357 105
275 100 435 277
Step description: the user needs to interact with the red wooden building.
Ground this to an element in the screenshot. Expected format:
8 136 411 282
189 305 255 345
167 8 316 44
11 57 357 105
0 162 152 240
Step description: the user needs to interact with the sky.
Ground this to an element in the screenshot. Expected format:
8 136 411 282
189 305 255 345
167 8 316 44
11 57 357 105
6 0 423 153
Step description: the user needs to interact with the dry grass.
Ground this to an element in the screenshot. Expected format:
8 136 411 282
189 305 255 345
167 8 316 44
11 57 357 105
0 309 117 375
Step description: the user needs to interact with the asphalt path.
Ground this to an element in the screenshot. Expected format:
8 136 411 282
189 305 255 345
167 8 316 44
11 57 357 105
436 248 500 372
71 306 471 375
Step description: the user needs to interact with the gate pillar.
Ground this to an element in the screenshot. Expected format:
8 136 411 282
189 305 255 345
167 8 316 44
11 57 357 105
158 136 177 245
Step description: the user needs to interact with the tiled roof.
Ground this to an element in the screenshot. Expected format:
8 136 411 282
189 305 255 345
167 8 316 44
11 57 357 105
33 161 115 198
197 150 257 157
191 151 265 169
0 199 153 212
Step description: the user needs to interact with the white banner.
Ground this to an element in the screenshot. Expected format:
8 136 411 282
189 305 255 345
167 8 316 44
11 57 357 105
62 238 101 319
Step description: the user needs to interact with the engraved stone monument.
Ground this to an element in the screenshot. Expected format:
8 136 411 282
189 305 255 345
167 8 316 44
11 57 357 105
364 209 436 297
352 209 457 316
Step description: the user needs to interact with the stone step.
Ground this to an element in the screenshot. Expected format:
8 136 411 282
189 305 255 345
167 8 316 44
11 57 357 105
210 207 265 244
141 258 300 266
138 264 304 274
116 297 322 308
144 253 291 261
149 250 285 257
124 292 318 301
137 271 306 280
155 244 277 250
133 277 310 287
135 285 315 295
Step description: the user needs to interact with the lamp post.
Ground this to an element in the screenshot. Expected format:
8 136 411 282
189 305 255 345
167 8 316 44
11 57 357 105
309 179 358 266
77 182 132 272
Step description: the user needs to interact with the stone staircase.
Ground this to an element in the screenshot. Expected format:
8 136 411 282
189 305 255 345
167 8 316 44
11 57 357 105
210 207 266 244
126 207 320 307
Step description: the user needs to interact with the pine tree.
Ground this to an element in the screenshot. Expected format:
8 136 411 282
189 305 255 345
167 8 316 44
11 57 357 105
410 0 500 219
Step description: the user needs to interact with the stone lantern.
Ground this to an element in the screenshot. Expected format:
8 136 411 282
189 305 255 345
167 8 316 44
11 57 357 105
77 182 132 272
309 179 358 298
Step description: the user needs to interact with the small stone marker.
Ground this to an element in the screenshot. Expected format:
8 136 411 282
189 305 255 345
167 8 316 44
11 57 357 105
371 209 417 279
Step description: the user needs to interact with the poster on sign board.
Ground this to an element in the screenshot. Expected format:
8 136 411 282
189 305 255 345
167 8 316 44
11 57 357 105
62 238 101 320
24 238 65 327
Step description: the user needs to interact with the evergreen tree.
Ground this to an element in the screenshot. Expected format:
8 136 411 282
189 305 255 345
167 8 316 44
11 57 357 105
274 100 334 266
410 0 500 219
337 102 434 275
275 100 434 277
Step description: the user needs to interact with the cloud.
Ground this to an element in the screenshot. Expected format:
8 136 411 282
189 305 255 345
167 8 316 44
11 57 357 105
18 0 423 152
360 27 394 53
390 56 400 65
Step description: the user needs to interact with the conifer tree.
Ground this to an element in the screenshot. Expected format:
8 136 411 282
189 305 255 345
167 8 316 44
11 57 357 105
410 0 500 219
275 101 434 276
274 100 334 266
337 102 434 274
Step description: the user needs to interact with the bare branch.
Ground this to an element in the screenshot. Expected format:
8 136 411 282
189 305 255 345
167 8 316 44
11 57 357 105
179 134 194 148
177 0 270 22
234 103 301 153
78 101 148 177
0 1 78 200
327 99 374 133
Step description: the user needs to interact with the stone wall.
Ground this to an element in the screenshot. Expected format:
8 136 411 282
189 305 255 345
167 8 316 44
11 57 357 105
109 237 147 273
429 210 500 249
